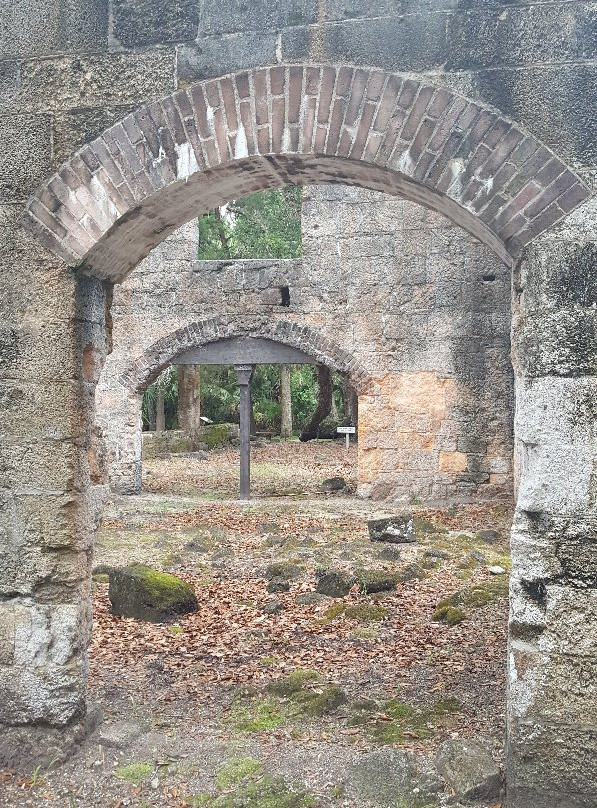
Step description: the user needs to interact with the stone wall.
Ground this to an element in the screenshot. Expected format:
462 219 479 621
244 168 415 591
0 2 594 805
97 187 514 502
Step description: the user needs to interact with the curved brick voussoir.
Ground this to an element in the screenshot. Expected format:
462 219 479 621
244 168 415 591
119 316 372 395
22 65 590 282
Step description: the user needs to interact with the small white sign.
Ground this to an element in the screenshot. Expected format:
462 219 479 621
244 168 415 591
337 426 356 434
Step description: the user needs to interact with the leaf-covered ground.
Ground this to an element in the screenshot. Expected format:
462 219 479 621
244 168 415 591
1 442 511 808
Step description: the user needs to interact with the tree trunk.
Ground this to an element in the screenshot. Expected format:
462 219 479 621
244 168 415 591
155 381 166 432
177 364 202 450
299 364 332 441
146 394 156 432
343 378 358 426
280 364 292 439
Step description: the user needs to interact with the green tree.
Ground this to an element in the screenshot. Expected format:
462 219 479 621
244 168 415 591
197 187 302 260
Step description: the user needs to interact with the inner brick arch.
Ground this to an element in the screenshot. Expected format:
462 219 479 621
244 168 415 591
22 64 589 280
99 315 372 495
120 317 373 395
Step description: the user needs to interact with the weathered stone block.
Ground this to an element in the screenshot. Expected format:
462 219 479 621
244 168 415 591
200 0 316 35
510 646 597 725
446 5 594 71
436 738 502 803
508 723 597 797
0 0 108 60
0 439 84 492
368 515 416 543
514 377 595 516
0 380 87 441
18 50 176 112
177 34 278 84
283 14 449 72
112 0 199 47
469 63 596 165
0 115 52 201
0 62 20 111
0 661 86 725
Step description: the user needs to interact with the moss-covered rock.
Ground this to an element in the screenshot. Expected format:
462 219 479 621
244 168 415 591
267 669 347 717
413 517 448 535
108 564 198 623
434 579 509 615
202 423 238 450
315 569 355 597
292 684 348 716
344 603 389 622
355 569 398 594
266 562 302 580
476 529 502 545
432 605 466 625
395 563 426 583
267 576 291 593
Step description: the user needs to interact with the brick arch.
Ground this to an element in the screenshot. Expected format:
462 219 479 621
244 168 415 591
23 65 589 280
119 316 373 394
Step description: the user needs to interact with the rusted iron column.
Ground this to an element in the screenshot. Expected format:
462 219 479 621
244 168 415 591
234 364 254 500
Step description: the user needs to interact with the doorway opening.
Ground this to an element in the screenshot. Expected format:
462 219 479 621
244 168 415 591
140 359 358 500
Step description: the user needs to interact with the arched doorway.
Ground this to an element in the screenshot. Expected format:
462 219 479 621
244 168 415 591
10 65 593 807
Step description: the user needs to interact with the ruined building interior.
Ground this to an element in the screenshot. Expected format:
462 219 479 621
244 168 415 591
0 3 595 808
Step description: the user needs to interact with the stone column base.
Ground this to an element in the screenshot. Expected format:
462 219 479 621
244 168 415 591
0 704 102 770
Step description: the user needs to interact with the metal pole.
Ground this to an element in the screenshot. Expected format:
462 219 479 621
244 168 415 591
234 364 254 501
345 432 350 452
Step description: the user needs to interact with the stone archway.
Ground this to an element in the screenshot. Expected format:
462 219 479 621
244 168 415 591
9 64 594 808
101 315 372 494
22 65 588 280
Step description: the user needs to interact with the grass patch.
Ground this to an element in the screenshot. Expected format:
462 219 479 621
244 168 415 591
192 774 317 807
229 697 288 733
413 517 448 535
259 655 282 666
115 762 153 784
265 669 347 717
215 758 263 789
267 670 321 697
352 626 380 640
362 696 462 743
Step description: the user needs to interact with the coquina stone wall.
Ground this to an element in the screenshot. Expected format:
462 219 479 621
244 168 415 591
0 3 594 806
98 186 514 503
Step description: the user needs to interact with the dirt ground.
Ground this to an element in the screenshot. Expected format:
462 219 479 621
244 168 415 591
1 441 512 808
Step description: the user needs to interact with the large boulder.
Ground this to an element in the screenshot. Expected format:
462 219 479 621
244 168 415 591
315 569 355 598
321 476 346 492
436 739 502 804
368 516 416 544
348 749 441 807
109 564 198 623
